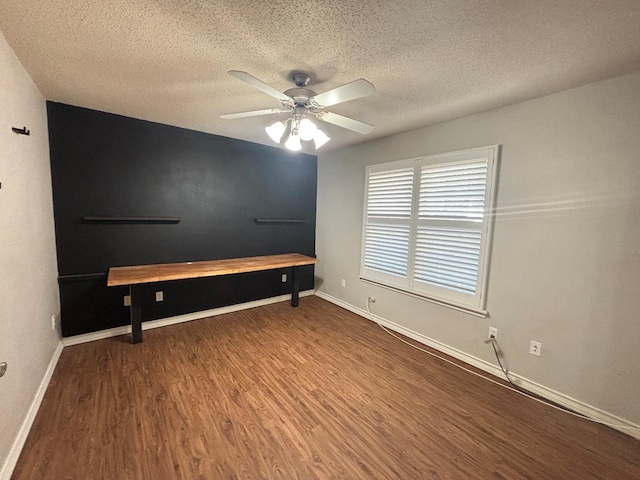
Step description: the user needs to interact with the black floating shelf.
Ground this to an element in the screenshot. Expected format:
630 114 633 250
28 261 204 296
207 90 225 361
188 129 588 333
58 273 108 284
82 216 181 224
254 218 306 224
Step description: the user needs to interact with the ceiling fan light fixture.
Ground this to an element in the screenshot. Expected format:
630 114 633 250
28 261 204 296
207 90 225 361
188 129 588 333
265 121 286 143
284 132 302 151
223 70 375 152
313 129 331 149
298 118 318 141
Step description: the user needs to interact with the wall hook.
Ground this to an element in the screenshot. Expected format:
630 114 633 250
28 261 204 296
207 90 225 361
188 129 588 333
12 126 30 135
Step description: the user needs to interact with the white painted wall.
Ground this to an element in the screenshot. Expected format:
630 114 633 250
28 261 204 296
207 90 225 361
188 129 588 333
0 32 61 476
316 71 640 426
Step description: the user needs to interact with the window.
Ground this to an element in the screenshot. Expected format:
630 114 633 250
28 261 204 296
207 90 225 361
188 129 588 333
360 146 499 314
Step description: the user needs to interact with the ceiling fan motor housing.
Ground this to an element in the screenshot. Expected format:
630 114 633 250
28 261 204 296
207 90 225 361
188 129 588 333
283 87 318 107
282 72 317 107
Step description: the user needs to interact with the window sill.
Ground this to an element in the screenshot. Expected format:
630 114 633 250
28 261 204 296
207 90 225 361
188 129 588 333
359 277 489 318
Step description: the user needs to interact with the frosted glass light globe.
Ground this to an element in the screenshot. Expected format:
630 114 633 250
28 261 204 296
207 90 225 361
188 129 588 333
265 121 286 143
284 133 302 151
298 118 318 141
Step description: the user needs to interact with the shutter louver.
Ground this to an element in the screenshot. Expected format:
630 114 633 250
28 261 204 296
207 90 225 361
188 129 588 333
364 224 410 277
363 167 413 280
414 228 481 294
367 168 414 217
419 161 487 220
415 160 487 295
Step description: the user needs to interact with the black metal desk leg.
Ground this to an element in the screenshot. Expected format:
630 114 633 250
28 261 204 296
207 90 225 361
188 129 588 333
291 266 300 307
130 285 143 344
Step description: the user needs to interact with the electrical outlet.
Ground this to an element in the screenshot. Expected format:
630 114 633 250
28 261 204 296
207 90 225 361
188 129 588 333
124 295 131 306
368 295 376 303
281 273 287 282
529 340 542 356
51 314 57 330
155 291 164 302
341 279 346 287
488 326 498 340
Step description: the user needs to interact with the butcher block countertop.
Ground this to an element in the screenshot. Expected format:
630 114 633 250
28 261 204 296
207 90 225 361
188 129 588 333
107 253 318 286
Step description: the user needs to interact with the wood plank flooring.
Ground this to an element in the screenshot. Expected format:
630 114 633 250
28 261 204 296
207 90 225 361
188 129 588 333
12 296 640 479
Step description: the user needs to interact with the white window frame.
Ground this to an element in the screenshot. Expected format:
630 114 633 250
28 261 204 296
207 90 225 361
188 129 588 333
360 145 499 316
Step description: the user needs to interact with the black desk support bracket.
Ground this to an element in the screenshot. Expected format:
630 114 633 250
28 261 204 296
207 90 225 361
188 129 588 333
130 285 143 344
291 266 301 307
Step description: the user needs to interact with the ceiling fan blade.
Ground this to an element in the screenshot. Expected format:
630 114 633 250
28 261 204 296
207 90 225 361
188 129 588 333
310 79 375 108
228 70 293 104
316 111 375 135
220 108 289 119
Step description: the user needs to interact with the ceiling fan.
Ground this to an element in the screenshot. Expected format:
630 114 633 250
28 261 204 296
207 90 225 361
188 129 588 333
220 70 376 151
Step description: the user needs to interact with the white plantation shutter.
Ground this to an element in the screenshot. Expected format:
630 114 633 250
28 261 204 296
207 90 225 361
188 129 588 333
418 161 488 220
362 165 414 284
366 168 414 217
364 224 410 277
413 228 481 295
361 147 498 313
413 159 488 305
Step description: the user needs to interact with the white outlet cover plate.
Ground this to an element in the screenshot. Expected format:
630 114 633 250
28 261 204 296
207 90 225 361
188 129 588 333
529 340 542 356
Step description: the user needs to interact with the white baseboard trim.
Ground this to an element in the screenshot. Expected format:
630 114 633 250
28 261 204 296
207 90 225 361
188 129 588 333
0 341 64 480
63 290 315 347
314 291 640 440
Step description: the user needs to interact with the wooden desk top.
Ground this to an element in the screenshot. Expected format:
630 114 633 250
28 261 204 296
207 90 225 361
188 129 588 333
107 253 318 287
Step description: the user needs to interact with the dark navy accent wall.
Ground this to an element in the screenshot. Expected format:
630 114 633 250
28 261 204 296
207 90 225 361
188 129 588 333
48 102 317 337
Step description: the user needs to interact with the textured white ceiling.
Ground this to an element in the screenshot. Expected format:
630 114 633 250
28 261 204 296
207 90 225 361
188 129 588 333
1 0 640 152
